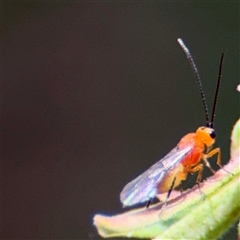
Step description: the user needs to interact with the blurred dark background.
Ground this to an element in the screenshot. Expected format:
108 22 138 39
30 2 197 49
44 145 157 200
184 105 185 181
2 2 239 239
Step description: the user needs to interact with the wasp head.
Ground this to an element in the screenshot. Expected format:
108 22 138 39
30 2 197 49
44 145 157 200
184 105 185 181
196 126 216 147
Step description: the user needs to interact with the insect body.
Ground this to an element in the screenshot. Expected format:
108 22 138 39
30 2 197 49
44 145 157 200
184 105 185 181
120 38 225 207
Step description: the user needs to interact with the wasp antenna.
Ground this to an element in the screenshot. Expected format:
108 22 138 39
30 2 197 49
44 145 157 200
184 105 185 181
210 50 225 126
177 38 210 126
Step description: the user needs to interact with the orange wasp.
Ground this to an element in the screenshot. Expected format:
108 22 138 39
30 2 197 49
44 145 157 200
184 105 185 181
120 38 225 207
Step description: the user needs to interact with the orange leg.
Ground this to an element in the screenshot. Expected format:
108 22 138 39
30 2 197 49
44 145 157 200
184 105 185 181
188 164 205 198
205 147 221 167
202 147 221 174
189 163 204 184
204 147 232 175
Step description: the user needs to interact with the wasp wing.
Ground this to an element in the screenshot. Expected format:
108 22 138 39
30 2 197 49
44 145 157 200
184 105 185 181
120 145 193 207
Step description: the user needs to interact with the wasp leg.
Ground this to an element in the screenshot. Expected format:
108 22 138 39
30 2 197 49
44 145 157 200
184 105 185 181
166 176 177 200
204 147 232 175
179 181 184 195
189 163 204 183
158 176 177 219
206 147 221 167
146 199 152 208
204 147 221 169
189 163 205 199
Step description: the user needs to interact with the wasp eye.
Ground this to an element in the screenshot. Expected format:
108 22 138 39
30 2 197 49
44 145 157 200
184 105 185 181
209 130 216 139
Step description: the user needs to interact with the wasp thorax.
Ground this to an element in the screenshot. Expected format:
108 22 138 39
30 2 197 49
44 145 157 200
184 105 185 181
196 126 216 147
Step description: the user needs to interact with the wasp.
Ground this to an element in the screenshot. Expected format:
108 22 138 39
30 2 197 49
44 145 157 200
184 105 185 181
120 38 225 207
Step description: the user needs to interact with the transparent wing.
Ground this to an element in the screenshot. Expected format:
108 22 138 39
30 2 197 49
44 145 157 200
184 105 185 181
120 145 193 207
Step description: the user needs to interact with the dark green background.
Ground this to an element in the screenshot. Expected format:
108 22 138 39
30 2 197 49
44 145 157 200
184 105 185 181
2 2 239 239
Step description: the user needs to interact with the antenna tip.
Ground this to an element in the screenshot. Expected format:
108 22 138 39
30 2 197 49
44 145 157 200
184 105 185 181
177 38 183 44
177 38 190 55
